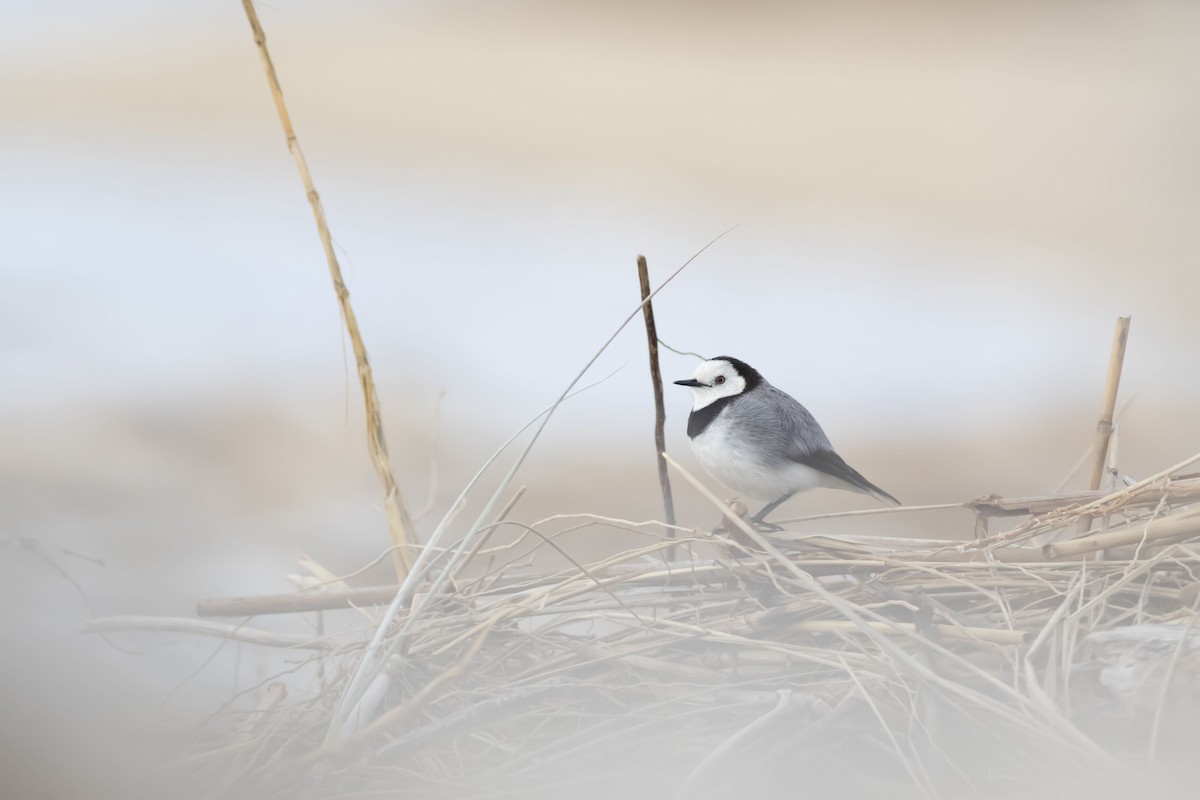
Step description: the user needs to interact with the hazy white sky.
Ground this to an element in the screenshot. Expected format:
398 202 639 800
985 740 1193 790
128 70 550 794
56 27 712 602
3 0 1199 459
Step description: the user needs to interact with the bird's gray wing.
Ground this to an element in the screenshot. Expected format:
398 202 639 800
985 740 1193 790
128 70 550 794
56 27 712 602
750 385 900 505
758 383 835 457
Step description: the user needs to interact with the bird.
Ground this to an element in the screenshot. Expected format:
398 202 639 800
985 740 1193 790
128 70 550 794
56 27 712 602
674 356 899 528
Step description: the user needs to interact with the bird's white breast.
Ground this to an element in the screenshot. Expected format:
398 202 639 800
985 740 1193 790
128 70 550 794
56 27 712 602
689 413 828 502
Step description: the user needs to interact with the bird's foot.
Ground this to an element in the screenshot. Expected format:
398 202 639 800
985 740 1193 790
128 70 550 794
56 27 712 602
710 499 749 534
710 499 786 534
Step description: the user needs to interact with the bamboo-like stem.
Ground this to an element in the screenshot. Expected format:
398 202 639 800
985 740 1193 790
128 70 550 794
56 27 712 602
775 480 1200 526
241 0 415 580
197 585 405 617
1046 510 1200 560
1087 317 1131 490
953 449 1200 554
1078 317 1130 535
637 255 677 536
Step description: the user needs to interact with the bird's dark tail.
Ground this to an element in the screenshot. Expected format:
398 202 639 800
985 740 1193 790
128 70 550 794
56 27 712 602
796 449 900 506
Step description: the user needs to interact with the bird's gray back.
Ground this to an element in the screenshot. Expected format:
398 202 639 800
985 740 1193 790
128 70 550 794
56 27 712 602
723 382 833 464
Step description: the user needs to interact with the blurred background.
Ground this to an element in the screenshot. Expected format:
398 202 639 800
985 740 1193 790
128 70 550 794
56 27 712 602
3 0 1200 796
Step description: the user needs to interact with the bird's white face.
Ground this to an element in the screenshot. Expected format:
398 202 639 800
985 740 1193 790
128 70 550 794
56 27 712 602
677 359 746 410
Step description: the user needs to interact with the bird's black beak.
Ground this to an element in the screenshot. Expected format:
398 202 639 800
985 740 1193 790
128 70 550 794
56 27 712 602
674 379 704 388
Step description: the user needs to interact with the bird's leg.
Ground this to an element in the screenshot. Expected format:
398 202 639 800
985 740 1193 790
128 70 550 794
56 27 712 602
750 491 795 531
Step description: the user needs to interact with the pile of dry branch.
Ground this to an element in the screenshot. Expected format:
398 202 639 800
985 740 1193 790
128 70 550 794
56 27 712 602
92 459 1200 800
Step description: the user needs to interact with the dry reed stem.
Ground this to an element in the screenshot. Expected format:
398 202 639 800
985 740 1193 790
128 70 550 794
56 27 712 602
197 584 405 617
240 0 415 580
950 448 1200 553
637 254 677 533
1087 316 1131 491
82 615 344 650
1046 510 1200 559
1078 316 1131 535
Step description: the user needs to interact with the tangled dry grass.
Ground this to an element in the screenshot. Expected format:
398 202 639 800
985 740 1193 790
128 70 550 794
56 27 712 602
90 459 1200 800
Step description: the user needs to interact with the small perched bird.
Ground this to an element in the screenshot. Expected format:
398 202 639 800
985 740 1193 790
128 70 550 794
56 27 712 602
674 356 899 527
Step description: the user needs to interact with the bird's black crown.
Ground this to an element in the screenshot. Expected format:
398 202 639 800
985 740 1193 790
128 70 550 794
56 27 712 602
713 355 764 391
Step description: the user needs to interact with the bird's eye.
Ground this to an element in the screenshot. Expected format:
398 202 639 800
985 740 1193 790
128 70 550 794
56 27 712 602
714 376 726 385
